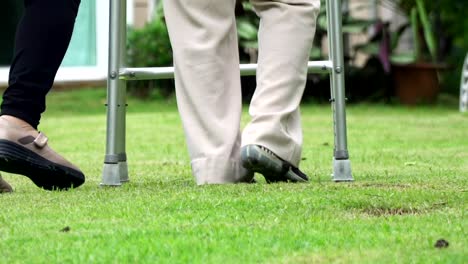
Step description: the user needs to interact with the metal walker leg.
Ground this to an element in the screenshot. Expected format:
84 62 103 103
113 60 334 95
327 0 353 181
101 0 128 186
100 0 353 185
460 53 468 113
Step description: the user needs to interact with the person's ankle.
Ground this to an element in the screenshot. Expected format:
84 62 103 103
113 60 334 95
1 115 39 136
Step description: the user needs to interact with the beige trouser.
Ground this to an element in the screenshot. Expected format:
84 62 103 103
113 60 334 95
164 0 319 184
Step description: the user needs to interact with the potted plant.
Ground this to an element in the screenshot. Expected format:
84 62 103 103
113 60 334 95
355 0 446 104
391 0 446 104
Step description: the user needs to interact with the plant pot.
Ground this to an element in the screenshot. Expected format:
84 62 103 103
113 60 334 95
392 63 443 105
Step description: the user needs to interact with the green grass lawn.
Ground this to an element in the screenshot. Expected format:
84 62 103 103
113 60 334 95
1 88 466 263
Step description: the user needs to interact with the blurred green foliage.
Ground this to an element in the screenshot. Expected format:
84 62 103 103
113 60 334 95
398 0 468 94
126 3 173 98
430 0 468 94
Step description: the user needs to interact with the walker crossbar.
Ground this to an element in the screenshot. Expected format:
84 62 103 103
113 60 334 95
119 61 334 81
101 0 354 186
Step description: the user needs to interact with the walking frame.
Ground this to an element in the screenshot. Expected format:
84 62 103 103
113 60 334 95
460 53 468 112
101 0 354 186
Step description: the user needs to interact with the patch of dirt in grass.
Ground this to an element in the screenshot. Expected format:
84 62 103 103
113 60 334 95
279 254 345 264
358 183 412 189
362 207 423 216
346 202 449 218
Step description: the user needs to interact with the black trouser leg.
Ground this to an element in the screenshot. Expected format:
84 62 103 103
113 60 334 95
1 0 81 129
